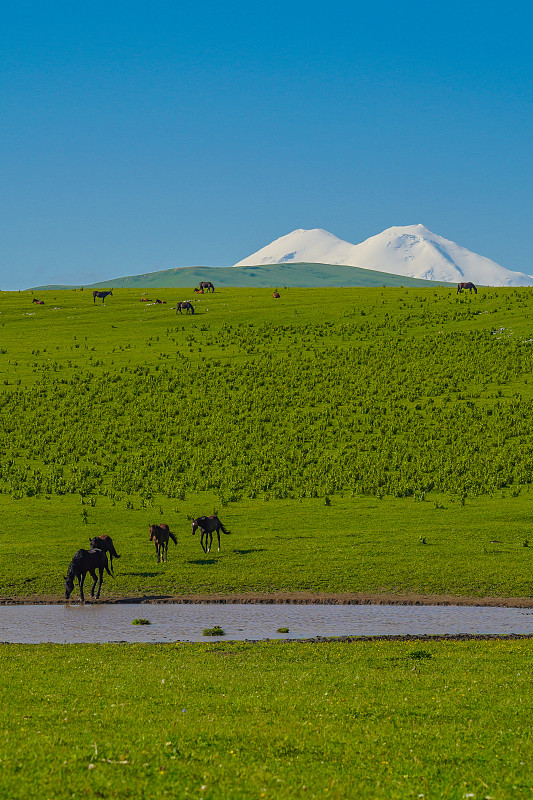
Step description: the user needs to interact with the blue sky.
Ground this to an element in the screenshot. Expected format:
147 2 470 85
1 0 532 289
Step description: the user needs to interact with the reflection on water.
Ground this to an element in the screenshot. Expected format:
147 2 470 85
1 604 533 643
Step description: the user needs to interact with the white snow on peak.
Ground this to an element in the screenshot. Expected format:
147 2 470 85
234 225 533 287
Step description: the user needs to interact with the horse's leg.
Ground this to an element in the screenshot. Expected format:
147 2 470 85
156 543 161 563
207 532 212 553
217 529 221 552
95 568 103 599
201 532 207 553
78 573 85 602
89 569 98 597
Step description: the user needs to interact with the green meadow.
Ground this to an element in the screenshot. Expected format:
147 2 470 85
1 638 533 800
1 285 533 599
2 286 533 800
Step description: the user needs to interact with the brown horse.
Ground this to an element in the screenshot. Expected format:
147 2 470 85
93 290 113 304
89 535 121 573
149 524 177 563
176 301 195 314
199 281 215 293
64 549 113 601
191 515 231 553
457 282 477 294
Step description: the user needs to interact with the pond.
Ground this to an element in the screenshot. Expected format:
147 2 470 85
1 603 533 643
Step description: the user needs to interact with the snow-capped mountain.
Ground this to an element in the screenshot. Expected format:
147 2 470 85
234 225 533 286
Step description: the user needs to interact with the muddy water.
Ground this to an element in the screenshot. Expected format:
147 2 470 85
1 603 533 643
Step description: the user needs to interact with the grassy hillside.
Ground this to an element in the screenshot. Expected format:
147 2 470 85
31 261 447 290
2 284 533 598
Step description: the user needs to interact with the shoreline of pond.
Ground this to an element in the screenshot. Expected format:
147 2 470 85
2 591 533 608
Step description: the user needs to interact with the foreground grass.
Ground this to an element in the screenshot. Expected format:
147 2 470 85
0 639 532 799
1 491 533 599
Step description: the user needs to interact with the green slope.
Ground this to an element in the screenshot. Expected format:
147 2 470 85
31 262 449 290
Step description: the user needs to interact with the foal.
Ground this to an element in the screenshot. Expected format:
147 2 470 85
149 524 177 563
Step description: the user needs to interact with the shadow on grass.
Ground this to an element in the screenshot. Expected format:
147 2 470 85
232 548 266 555
122 571 161 578
187 559 217 565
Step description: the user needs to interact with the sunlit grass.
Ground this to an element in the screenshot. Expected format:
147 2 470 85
1 639 532 799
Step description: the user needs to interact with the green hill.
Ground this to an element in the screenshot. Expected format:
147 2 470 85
31 262 448 290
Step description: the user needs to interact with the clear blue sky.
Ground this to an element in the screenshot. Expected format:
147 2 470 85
1 0 532 289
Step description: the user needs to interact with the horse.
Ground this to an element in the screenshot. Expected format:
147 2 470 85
191 515 231 553
64 548 113 601
273 292 280 298
199 281 215 293
176 301 195 314
89 535 121 573
149 523 177 563
194 287 204 294
93 290 113 304
457 282 477 294
32 298 44 304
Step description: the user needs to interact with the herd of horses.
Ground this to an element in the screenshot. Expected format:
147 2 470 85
91 282 214 307
64 515 230 601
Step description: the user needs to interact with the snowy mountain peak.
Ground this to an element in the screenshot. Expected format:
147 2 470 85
234 225 533 287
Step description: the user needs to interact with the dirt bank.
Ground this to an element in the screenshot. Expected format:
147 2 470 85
2 591 533 607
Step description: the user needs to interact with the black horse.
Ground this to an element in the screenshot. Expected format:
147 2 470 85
191 515 231 553
199 281 215 293
89 535 121 573
149 524 178 563
176 301 195 314
457 282 477 294
93 290 113 304
64 549 113 601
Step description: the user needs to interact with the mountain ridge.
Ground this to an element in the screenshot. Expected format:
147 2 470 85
29 262 446 291
234 224 533 286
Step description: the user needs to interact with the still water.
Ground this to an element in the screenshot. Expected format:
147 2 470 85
1 603 533 643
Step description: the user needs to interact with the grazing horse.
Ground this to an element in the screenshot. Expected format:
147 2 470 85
199 281 215 293
93 290 113 304
64 549 113 601
89 535 121 573
176 301 195 314
149 524 178 563
191 515 231 553
457 282 477 294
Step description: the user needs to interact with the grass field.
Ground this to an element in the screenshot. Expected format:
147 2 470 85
1 492 533 600
2 286 533 799
1 638 532 800
1 285 533 599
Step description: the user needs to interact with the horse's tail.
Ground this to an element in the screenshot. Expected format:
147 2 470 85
169 531 178 546
219 523 231 535
110 544 120 559
104 555 114 578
